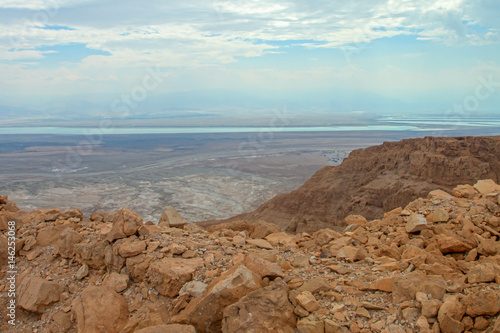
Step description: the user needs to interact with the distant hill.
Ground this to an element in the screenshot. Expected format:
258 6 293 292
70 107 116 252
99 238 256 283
214 136 500 232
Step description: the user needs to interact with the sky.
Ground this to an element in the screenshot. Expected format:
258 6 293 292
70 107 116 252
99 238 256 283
0 0 499 122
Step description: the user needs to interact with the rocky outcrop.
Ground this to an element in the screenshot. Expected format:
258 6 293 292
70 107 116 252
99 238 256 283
1 178 499 332
219 136 500 232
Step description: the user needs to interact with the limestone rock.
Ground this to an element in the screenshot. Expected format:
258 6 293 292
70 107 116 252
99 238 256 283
406 214 428 233
72 286 129 333
75 264 89 280
103 272 129 293
126 254 154 282
474 179 498 194
179 281 208 298
37 224 73 246
295 291 320 312
297 317 325 333
222 279 296 333
249 219 281 239
344 215 367 226
467 263 497 284
106 207 143 242
428 208 449 223
392 273 447 303
57 228 83 258
464 290 500 317
147 257 204 297
438 296 466 333
244 255 284 279
437 234 474 254
246 238 274 249
118 239 147 258
18 276 65 313
172 265 262 333
452 184 478 198
158 206 187 228
74 239 109 269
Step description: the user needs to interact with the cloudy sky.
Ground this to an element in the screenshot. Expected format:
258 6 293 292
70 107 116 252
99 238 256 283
0 0 499 120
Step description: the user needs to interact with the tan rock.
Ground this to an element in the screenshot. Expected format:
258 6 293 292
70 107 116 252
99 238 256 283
147 257 204 297
437 234 474 253
428 190 453 200
415 316 431 332
222 278 295 333
295 291 320 312
325 319 349 333
118 239 146 258
370 276 394 292
172 265 262 333
103 272 129 293
312 228 342 245
438 296 466 333
474 179 498 194
18 276 65 313
335 245 367 262
244 255 284 279
249 219 281 239
126 254 154 282
106 207 143 242
158 206 187 228
179 281 208 298
265 232 298 248
37 224 73 246
392 273 447 303
406 214 428 233
75 264 89 280
464 290 500 317
74 239 109 269
452 184 478 198
246 238 274 249
467 263 497 283
428 208 449 223
297 316 325 333
57 228 83 258
344 215 367 226
422 299 442 318
59 208 83 220
72 286 129 333
135 325 196 333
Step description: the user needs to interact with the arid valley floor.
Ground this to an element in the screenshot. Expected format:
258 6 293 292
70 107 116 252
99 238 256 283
0 129 493 223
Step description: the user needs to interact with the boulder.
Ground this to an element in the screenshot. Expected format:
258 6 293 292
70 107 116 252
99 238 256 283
58 208 83 220
57 228 83 258
246 238 274 249
428 208 449 223
392 273 447 303
118 239 147 258
147 257 204 297
222 279 296 333
344 215 367 226
106 207 143 242
18 276 65 313
249 219 281 239
158 206 187 228
126 254 154 282
296 317 325 333
37 224 74 246
437 234 474 254
74 239 109 269
452 184 478 198
172 265 262 333
295 291 320 312
438 296 466 333
474 179 498 194
103 272 129 293
72 286 129 333
467 263 497 284
464 290 500 317
244 255 284 279
406 214 428 233
179 281 208 298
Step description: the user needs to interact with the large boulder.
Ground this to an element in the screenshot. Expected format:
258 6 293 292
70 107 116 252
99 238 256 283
222 278 296 333
106 207 143 242
72 286 129 333
18 276 65 313
57 228 83 258
172 265 262 333
158 206 187 228
147 257 204 297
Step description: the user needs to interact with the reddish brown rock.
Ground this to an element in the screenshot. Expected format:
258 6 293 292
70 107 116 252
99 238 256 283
57 227 83 258
464 290 500 317
392 273 447 303
406 214 428 233
467 263 497 283
172 265 262 333
18 276 66 313
249 219 281 239
106 207 143 242
72 286 129 333
147 257 204 297
222 279 296 333
437 234 474 254
74 239 109 269
438 296 466 333
158 206 187 228
344 215 367 226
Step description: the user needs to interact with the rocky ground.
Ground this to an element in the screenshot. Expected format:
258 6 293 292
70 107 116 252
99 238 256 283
0 179 500 332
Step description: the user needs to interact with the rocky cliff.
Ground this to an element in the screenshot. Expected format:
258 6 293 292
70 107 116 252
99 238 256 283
1 179 500 332
225 136 500 232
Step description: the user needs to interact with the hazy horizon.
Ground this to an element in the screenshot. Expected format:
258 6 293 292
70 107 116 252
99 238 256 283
1 1 500 125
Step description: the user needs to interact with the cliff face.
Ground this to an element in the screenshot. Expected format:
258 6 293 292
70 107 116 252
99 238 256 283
233 136 500 231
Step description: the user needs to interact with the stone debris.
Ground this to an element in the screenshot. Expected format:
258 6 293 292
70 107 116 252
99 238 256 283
0 180 499 332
